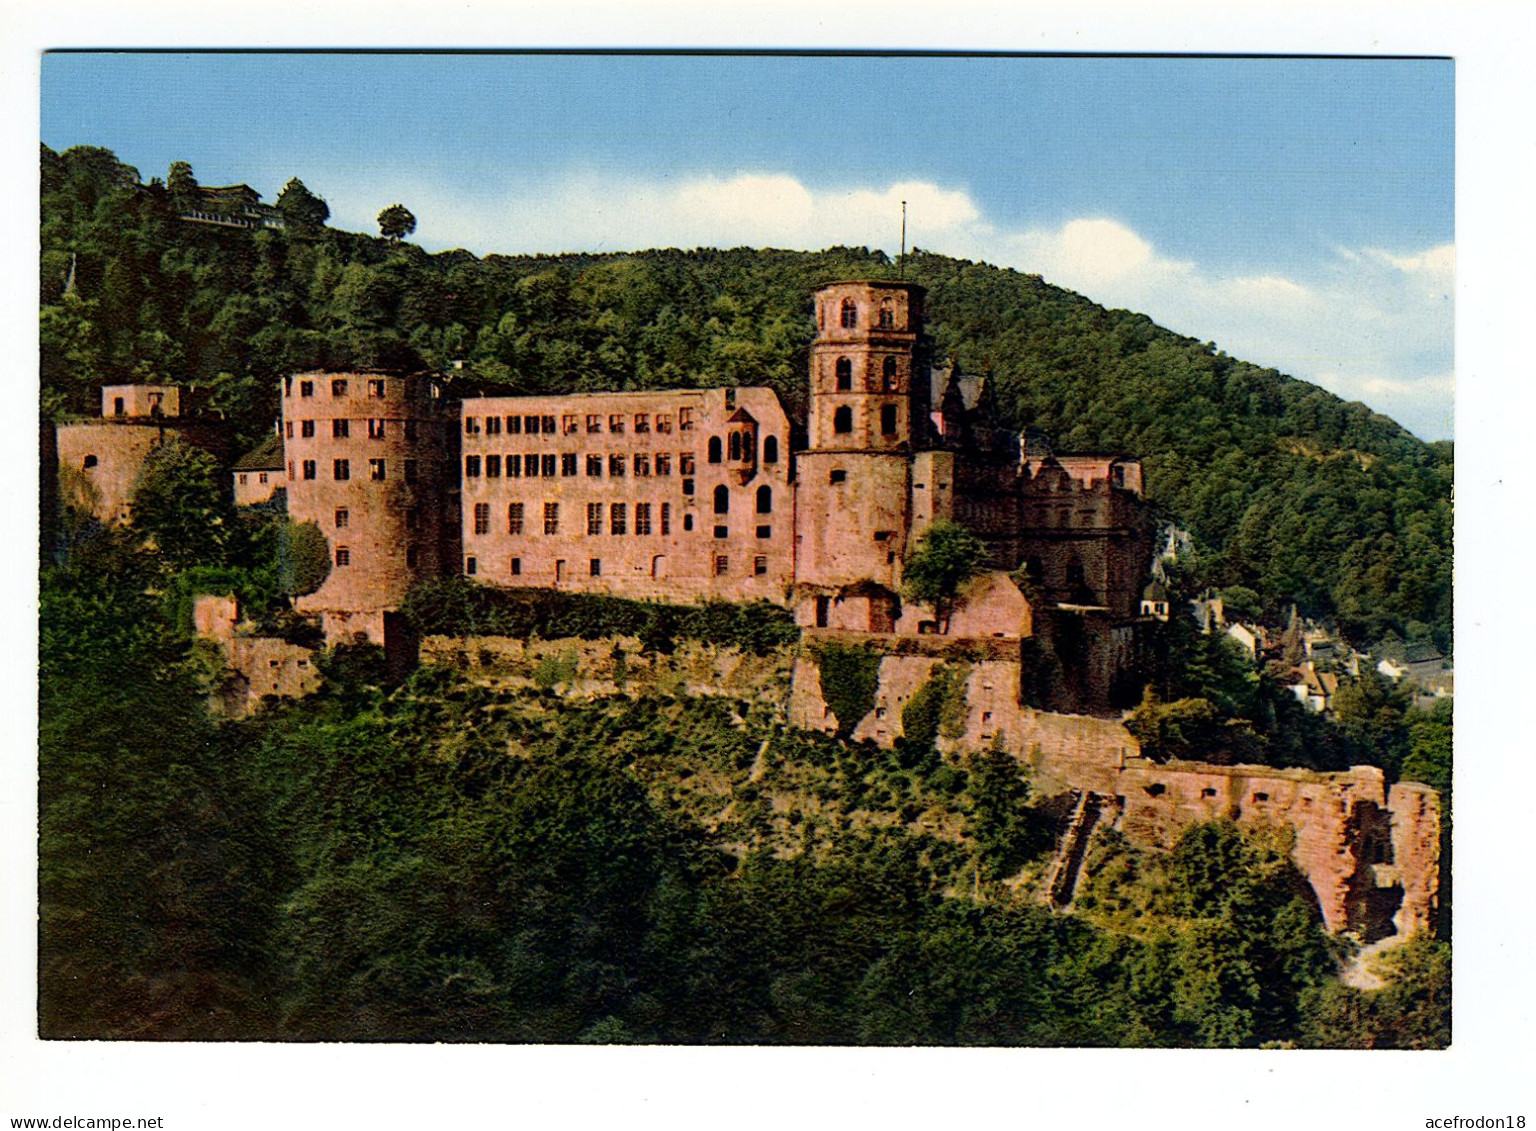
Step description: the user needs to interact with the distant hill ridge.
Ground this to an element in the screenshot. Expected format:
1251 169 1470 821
39 144 1452 647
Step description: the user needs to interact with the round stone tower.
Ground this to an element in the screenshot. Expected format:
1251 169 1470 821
281 370 453 639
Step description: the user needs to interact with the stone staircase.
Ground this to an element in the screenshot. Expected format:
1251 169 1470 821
1042 790 1103 908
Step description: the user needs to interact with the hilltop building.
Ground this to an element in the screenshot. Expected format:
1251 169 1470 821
178 184 285 231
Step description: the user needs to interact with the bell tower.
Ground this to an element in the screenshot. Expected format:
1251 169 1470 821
808 281 929 451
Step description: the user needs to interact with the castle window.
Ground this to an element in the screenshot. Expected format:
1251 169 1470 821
301 420 315 438
485 416 501 436
680 453 696 475
465 455 481 477
563 414 579 435
508 503 524 534
587 454 603 477
679 408 694 431
754 555 768 576
635 413 650 433
334 508 349 529
509 557 521 576
524 454 540 477
473 503 490 535
756 525 771 539
238 473 248 485
333 419 349 438
586 414 601 434
486 455 502 478
112 397 125 415
713 484 730 514
610 503 627 536
1201 788 1217 799
762 436 778 463
714 525 728 539
682 478 695 496
590 558 602 577
873 531 893 542
635 455 650 477
609 413 625 434
883 356 898 390
833 406 853 433
587 503 603 536
543 502 560 534
655 453 672 476
683 514 694 531
368 379 385 397
507 454 521 478
285 421 294 438
881 404 898 435
288 461 295 479
508 416 522 435
405 459 419 483
840 299 857 328
829 469 847 484
541 454 557 477
1253 792 1270 803
657 413 673 434
407 545 420 568
756 485 772 513
302 460 316 480
661 503 671 535
300 380 313 398
1144 783 1166 797
542 416 556 435
369 419 386 439
284 378 293 397
708 437 722 463
714 555 729 576
562 453 577 477
524 415 540 435
878 298 894 328
331 379 348 397
465 556 477 576
333 459 350 481
369 458 386 481
82 454 97 469
729 432 741 461
635 503 652 535
835 357 852 391
335 547 350 567
609 454 626 477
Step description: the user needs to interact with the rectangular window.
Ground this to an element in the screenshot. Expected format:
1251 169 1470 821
507 415 522 435
590 558 602 577
586 454 603 477
586 414 602 434
465 556 477 576
680 453 696 475
331 379 348 397
682 478 695 496
561 452 577 477
510 557 521 576
610 503 627 536
541 453 557 477
368 418 386 439
507 454 521 478
524 454 540 477
238 473 248 485
757 524 772 539
333 459 350 481
333 418 349 438
257 473 269 484
335 507 349 529
754 555 768 576
609 454 626 477
541 415 556 435
367 378 385 397
288 461 295 480
486 454 502 478
683 514 694 531
634 454 650 477
300 380 314 398
465 455 481 477
543 502 559 535
635 503 651 535
634 413 650 433
661 502 671 535
369 458 386 481
830 469 847 484
301 419 315 438
474 502 490 535
679 407 694 431
404 459 419 483
656 413 673 434
563 414 579 435
524 415 540 435
285 421 294 438
485 415 502 436
881 404 898 435
714 555 729 577
465 416 480 435
508 502 524 535
609 413 625 434
655 453 672 476
714 525 729 540
335 547 350 566
587 502 603 536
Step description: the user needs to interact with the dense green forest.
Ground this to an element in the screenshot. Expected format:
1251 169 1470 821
40 144 1452 650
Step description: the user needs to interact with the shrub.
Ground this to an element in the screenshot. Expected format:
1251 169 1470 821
810 642 881 740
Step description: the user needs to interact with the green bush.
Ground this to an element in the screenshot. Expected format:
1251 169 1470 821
278 521 331 597
811 642 881 739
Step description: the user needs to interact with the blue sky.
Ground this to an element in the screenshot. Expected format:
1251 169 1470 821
42 53 1454 438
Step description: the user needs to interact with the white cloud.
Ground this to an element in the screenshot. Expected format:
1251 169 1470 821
321 170 1453 440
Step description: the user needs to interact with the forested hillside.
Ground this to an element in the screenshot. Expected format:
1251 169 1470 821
40 142 1451 646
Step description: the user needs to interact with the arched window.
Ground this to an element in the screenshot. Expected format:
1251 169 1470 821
708 436 722 463
756 485 772 514
82 454 98 469
729 431 742 461
762 435 779 463
833 406 853 434
840 299 857 328
713 484 730 514
835 357 852 391
878 298 894 328
882 356 899 390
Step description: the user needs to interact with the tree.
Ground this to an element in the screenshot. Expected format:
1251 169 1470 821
276 177 330 233
166 160 198 209
130 439 233 570
902 520 989 630
377 203 417 242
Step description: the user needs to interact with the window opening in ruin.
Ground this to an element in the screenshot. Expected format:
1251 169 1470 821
833 406 853 433
300 381 313 398
238 473 248 485
714 555 729 576
830 469 847 484
651 555 667 579
610 503 627 536
369 419 386 439
754 555 768 576
541 454 556 477
112 397 125 415
288 462 295 479
680 453 696 475
542 416 556 435
636 503 652 535
679 408 694 431
302 460 316 480
635 413 650 433
713 484 730 514
508 503 524 534
873 531 892 542
682 478 695 496
609 454 626 477
369 459 386 481
708 437 722 463
473 503 490 535
335 508 349 529
465 556 477 576
508 416 522 434
405 459 419 483
82 455 97 469
656 454 671 476
587 503 603 535
657 414 672 433
524 454 539 477
510 557 521 576
368 379 385 397
878 298 894 328
1253 792 1269 802
683 514 694 531
816 597 830 627
284 378 293 397
835 357 852 391
333 459 350 481
407 546 420 568
335 546 351 567
543 502 560 534
301 420 315 438
635 455 650 476
763 436 778 463
756 524 771 539
331 379 347 397
486 455 502 478
1144 784 1165 797
1202 788 1217 798
506 454 521 478
560 452 576 476
729 432 742 461
524 415 539 434
586 414 601 434
285 421 294 438
756 485 772 513
590 558 602 577
556 560 567 582
464 455 481 477
485 416 501 436
840 299 857 328
563 415 578 435
881 404 898 435
661 503 671 535
609 414 625 434
583 454 600 477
